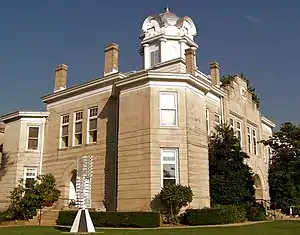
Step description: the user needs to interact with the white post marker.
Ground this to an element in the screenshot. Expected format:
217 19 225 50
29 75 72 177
70 155 96 233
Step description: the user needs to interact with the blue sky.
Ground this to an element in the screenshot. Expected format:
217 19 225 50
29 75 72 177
0 1 298 127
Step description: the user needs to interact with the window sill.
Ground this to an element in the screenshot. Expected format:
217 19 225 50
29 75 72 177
160 125 179 129
70 145 83 149
25 150 39 153
86 142 97 147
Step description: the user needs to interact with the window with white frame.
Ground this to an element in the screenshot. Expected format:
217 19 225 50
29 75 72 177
150 44 160 67
61 114 69 148
247 127 251 153
229 118 234 132
24 167 37 187
74 111 83 146
214 114 221 127
252 129 257 155
236 121 242 144
205 109 210 135
160 92 178 127
27 127 39 150
88 107 98 143
161 149 178 188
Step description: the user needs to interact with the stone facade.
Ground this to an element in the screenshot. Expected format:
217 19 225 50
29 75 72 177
0 8 275 211
0 112 48 209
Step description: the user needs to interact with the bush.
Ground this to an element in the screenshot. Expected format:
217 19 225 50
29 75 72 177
57 211 160 228
7 174 60 221
156 184 193 224
0 211 12 222
183 205 246 226
246 203 265 221
292 206 300 216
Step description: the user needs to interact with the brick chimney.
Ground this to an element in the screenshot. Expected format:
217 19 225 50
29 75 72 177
210 62 220 86
54 64 68 93
104 43 119 76
185 47 196 75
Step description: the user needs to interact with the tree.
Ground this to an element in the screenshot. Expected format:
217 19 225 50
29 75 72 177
209 124 255 206
155 184 193 224
262 122 300 209
7 173 60 220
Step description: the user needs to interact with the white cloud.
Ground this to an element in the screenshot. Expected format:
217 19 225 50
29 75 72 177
244 15 261 24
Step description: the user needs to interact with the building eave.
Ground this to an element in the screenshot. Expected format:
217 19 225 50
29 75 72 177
1 111 49 123
261 116 276 128
114 71 211 95
41 72 126 104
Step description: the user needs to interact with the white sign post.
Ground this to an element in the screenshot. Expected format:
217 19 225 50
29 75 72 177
70 155 96 233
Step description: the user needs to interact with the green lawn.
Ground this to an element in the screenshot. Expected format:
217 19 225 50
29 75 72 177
0 221 300 235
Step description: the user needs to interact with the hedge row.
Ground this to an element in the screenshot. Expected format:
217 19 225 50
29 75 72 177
183 205 247 226
57 211 160 228
246 203 266 221
0 211 12 222
292 206 300 216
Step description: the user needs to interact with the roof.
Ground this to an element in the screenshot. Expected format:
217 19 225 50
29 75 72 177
261 116 276 128
1 111 49 123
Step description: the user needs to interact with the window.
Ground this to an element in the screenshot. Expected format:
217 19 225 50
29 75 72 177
253 129 257 155
247 127 251 153
27 127 39 150
74 111 83 146
150 44 160 67
61 114 69 148
229 118 234 132
236 121 242 144
88 107 98 143
214 114 221 127
24 167 37 187
160 92 178 127
205 109 210 135
161 149 178 188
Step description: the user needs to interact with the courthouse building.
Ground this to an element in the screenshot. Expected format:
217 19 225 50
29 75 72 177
0 8 275 211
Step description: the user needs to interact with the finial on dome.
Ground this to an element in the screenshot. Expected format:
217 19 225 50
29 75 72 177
165 6 170 12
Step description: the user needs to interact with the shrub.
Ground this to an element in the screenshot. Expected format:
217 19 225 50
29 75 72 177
292 206 300 216
57 211 160 228
156 184 193 223
7 174 60 220
0 211 12 222
183 205 246 226
246 203 265 221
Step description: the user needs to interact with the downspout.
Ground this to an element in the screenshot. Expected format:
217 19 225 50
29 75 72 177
39 117 46 176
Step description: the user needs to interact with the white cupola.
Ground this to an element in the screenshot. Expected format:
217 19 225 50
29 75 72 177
139 7 198 69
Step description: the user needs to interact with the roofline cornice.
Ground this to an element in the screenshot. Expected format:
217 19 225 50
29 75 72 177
261 116 276 128
1 111 49 123
113 71 218 97
41 72 126 104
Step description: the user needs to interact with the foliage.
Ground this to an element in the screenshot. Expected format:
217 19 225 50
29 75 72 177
245 202 266 221
183 205 246 226
262 122 300 209
57 211 161 228
7 173 60 220
292 206 300 216
0 211 12 222
220 73 260 108
220 75 235 86
155 184 193 224
209 124 255 206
